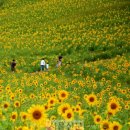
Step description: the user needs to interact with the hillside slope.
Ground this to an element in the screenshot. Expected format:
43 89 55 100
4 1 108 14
0 0 130 73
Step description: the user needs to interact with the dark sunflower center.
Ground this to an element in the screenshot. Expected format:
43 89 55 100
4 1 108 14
33 110 42 120
50 100 54 104
67 113 72 118
16 103 19 106
76 108 79 111
23 115 27 119
89 97 94 102
108 112 113 115
61 93 66 98
62 107 68 113
59 99 62 102
96 118 100 122
113 126 119 130
12 115 16 119
4 104 8 108
45 105 48 110
111 103 117 109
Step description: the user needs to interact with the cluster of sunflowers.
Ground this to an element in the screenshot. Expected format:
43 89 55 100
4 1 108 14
0 63 130 129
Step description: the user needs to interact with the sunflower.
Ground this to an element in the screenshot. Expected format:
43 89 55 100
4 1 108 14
29 93 35 99
121 89 126 94
10 112 18 122
58 90 69 100
44 104 50 111
44 81 47 85
107 110 115 117
100 120 111 130
14 101 20 108
52 93 56 97
71 80 76 84
28 105 47 125
5 85 10 91
77 102 82 106
20 112 28 122
58 103 71 115
10 94 15 100
45 93 51 98
50 115 56 120
40 83 43 87
125 104 129 109
94 115 102 124
93 84 97 89
107 100 120 114
3 101 10 110
86 94 97 106
63 109 74 121
72 106 75 112
19 89 23 93
109 92 113 96
58 86 62 89
75 105 81 113
58 98 64 104
117 83 121 87
83 94 87 100
110 121 122 130
48 97 57 106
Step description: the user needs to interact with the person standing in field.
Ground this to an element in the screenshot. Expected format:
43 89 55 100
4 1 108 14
46 62 49 71
40 58 45 71
56 56 63 68
11 59 16 72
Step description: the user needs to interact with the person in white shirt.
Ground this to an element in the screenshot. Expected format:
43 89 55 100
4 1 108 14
40 58 45 71
46 62 49 71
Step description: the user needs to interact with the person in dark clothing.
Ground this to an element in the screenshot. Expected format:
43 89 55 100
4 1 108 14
58 56 63 61
11 59 16 72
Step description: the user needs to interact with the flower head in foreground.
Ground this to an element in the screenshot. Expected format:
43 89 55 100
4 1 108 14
28 105 47 126
110 121 122 130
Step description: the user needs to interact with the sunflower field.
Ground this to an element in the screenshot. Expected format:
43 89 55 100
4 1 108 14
0 0 130 130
